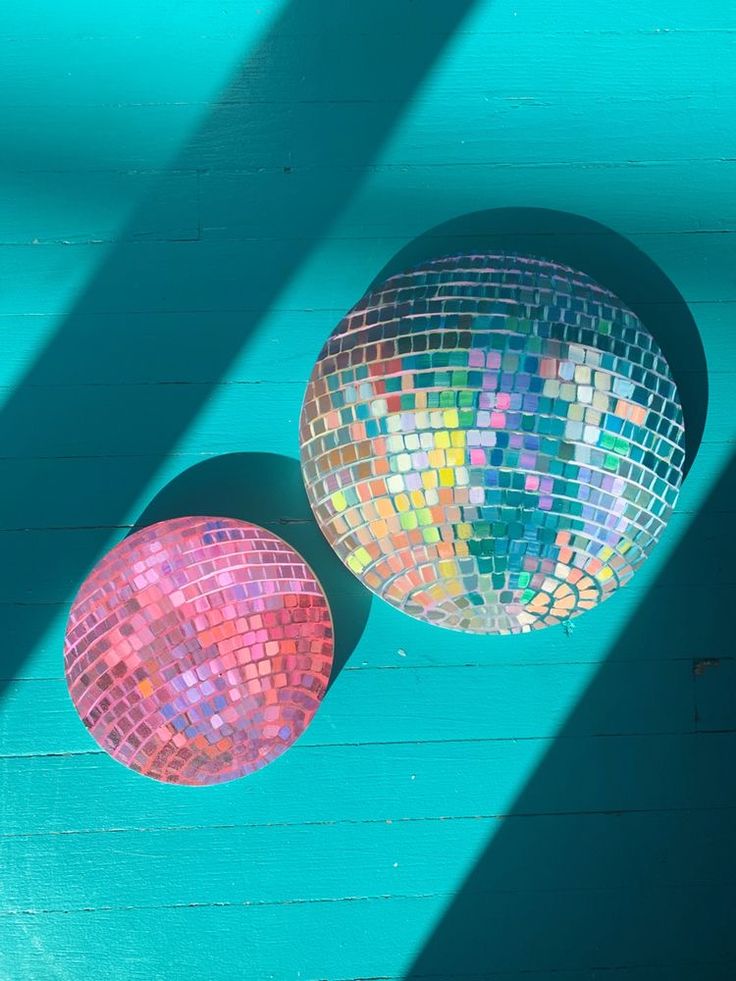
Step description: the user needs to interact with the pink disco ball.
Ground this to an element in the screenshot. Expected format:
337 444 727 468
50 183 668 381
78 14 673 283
64 517 334 785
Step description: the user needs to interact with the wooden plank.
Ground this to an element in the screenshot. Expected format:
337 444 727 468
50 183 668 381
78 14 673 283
0 809 733 913
3 0 736 40
3 33 734 108
695 657 736 731
1 234 735 322
0 892 731 981
2 579 731 684
1 732 734 837
0 656 699 757
201 160 736 239
4 95 734 174
0 158 734 248
193 96 736 172
0 171 198 245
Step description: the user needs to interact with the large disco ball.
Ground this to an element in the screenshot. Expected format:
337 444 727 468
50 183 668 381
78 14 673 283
65 517 333 784
300 254 685 634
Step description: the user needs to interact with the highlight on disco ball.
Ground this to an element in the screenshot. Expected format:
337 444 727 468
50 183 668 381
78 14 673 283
64 517 334 784
299 254 684 635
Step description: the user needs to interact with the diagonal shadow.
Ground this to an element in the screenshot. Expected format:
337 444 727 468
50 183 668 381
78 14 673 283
406 452 736 979
0 0 478 695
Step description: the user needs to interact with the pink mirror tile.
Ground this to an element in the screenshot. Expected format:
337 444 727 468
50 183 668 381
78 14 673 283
64 516 334 785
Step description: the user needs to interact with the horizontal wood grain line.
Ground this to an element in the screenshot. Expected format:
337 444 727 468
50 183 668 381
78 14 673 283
205 228 736 240
356 969 732 981
0 895 433 917
4 230 736 247
0 961 723 981
4 102 735 173
15 37 736 76
0 601 65 608
4 29 736 41
5 651 734 681
4 156 736 177
0 749 102 760
3 802 736 842
0 661 723 755
9 229 736 246
0 897 729 981
201 231 736 242
3 628 712 688
0 300 734 323
5 581 731 677
0 378 286 388
1 95 732 111
2 504 730 531
4 730 734 763
0 511 729 533
6 653 722 680
2 297 735 313
6 229 736 249
3 32 735 110
1 234 735 319
0 886 725 919
298 971 725 981
2 731 732 849
2 629 726 733
3 0 735 35
0 809 731 914
0 735 590 754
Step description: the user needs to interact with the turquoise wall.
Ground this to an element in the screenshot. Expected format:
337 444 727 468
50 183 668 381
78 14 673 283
0 1 734 978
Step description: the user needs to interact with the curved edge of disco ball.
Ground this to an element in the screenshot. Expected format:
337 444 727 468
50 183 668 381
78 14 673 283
133 453 371 688
298 249 687 634
368 208 706 478
65 512 337 786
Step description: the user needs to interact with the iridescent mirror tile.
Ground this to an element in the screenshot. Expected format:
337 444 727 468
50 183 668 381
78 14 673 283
300 255 684 634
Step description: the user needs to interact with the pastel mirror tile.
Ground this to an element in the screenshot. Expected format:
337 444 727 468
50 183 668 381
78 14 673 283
300 254 684 635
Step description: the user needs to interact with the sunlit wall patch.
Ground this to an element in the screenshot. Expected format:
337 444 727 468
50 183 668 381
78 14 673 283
300 254 684 634
64 517 334 784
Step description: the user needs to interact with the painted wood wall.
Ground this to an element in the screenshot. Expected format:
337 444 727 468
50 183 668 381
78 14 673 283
1 1 734 978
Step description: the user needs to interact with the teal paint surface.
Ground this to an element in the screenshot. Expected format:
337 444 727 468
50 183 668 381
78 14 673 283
0 1 735 978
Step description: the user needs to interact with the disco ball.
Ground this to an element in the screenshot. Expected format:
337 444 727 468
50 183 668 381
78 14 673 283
299 254 684 634
64 517 333 784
